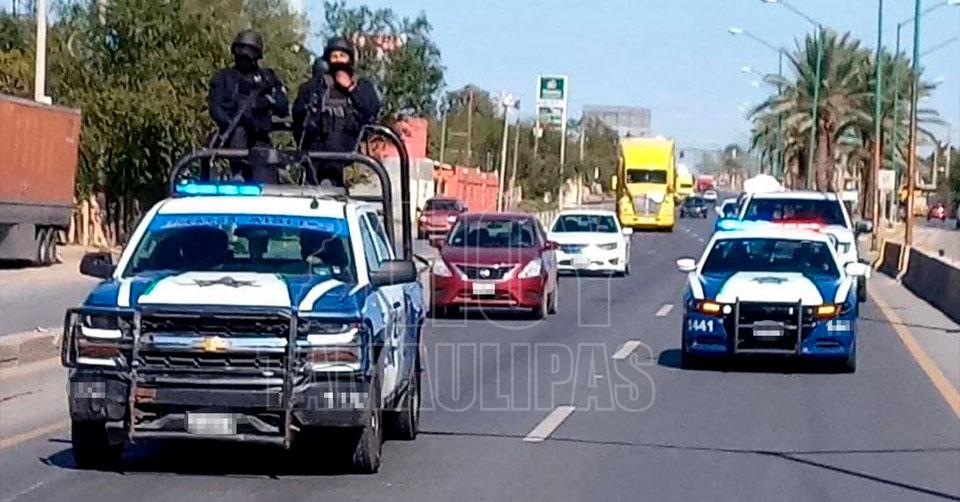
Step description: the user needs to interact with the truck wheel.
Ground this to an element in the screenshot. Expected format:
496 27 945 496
45 229 59 264
389 358 421 441
34 227 49 266
71 420 122 469
548 285 559 314
351 371 383 473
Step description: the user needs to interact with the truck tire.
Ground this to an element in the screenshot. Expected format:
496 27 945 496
351 369 383 473
71 420 122 469
45 229 59 264
34 227 49 266
389 357 421 441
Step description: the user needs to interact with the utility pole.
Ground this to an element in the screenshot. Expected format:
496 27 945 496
438 108 448 165
33 0 48 104
509 116 521 209
870 0 884 251
465 89 474 167
496 95 513 212
905 0 922 248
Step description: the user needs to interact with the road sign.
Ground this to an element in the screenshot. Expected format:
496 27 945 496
538 106 564 128
878 169 895 192
537 75 567 103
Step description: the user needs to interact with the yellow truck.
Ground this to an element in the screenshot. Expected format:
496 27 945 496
612 137 676 231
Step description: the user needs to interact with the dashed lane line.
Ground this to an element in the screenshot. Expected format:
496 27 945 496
523 406 576 443
655 304 674 317
612 340 642 360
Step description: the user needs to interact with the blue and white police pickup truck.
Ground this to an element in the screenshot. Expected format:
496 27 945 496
676 228 869 372
61 136 424 473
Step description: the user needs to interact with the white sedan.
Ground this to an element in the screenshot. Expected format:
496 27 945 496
548 209 633 276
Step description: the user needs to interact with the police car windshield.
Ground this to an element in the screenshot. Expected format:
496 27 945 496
552 214 618 233
447 218 538 248
743 198 847 227
125 214 355 282
702 238 839 279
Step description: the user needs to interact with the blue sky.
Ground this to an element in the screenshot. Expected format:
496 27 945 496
304 0 959 150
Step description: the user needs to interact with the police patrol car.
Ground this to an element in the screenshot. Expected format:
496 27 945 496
61 127 423 473
676 228 869 372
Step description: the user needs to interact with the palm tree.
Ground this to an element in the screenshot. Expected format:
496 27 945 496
751 29 943 197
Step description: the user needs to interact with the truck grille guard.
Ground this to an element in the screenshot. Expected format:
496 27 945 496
63 306 304 448
730 299 810 355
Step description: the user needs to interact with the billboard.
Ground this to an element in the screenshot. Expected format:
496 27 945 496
536 75 568 131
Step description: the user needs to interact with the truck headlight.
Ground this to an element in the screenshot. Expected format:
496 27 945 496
80 314 124 339
299 322 363 372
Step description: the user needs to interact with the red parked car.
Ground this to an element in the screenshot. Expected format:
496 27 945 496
927 203 947 221
417 197 467 240
430 213 559 318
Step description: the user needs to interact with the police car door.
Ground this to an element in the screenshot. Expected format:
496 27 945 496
360 211 406 402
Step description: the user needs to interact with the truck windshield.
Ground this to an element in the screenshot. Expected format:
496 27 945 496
425 200 460 211
626 169 667 184
702 238 839 279
743 198 848 227
124 214 355 282
447 218 538 248
552 214 618 233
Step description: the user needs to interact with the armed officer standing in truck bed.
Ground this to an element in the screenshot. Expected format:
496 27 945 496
208 30 289 182
293 36 381 187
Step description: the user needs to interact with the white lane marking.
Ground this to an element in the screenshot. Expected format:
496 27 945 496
612 340 642 360
655 303 674 317
523 406 576 443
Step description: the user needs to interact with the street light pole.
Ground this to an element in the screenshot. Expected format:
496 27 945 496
905 0 923 248
33 0 48 104
759 0 823 190
870 0 884 251
729 27 786 179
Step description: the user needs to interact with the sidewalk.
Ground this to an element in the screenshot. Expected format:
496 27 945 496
870 221 960 266
867 273 960 393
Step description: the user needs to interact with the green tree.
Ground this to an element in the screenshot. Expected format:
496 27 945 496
0 0 309 237
319 0 444 120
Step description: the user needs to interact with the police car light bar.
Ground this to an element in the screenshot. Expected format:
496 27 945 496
174 182 263 197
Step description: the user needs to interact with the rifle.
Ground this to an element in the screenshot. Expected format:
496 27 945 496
208 71 280 150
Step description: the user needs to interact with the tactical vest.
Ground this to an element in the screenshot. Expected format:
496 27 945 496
318 75 360 136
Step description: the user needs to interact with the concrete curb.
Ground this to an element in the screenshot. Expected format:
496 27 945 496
0 329 61 369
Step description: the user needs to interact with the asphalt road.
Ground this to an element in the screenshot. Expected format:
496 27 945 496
1 216 958 501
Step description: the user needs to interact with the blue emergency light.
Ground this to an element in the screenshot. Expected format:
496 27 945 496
715 219 771 232
174 182 263 197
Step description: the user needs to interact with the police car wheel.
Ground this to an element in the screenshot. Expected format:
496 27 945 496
389 358 420 441
71 420 122 469
857 276 867 303
841 340 857 373
351 370 383 473
679 345 701 370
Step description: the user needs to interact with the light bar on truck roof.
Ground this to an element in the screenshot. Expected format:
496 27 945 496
174 182 263 197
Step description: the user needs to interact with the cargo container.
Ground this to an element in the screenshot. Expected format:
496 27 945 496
0 95 81 264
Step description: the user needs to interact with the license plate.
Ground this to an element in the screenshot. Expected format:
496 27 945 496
572 256 591 269
753 327 784 338
186 413 237 435
472 282 495 296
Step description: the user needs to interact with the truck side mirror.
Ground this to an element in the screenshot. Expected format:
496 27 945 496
80 252 115 279
370 260 418 287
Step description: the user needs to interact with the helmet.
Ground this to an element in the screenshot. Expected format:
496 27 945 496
323 36 355 63
231 30 264 60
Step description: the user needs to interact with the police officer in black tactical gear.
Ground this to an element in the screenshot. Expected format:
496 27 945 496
208 30 289 182
293 36 381 187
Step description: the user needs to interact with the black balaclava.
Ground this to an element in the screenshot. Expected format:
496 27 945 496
323 36 356 76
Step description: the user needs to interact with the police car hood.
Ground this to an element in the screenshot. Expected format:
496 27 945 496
86 272 363 314
704 272 839 306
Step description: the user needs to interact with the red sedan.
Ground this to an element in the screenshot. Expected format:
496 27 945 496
417 197 466 240
430 212 559 318
927 203 947 221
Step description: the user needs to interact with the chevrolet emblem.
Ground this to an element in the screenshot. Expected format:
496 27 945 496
199 336 229 352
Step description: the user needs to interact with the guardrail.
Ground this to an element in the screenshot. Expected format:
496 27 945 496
876 240 960 324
